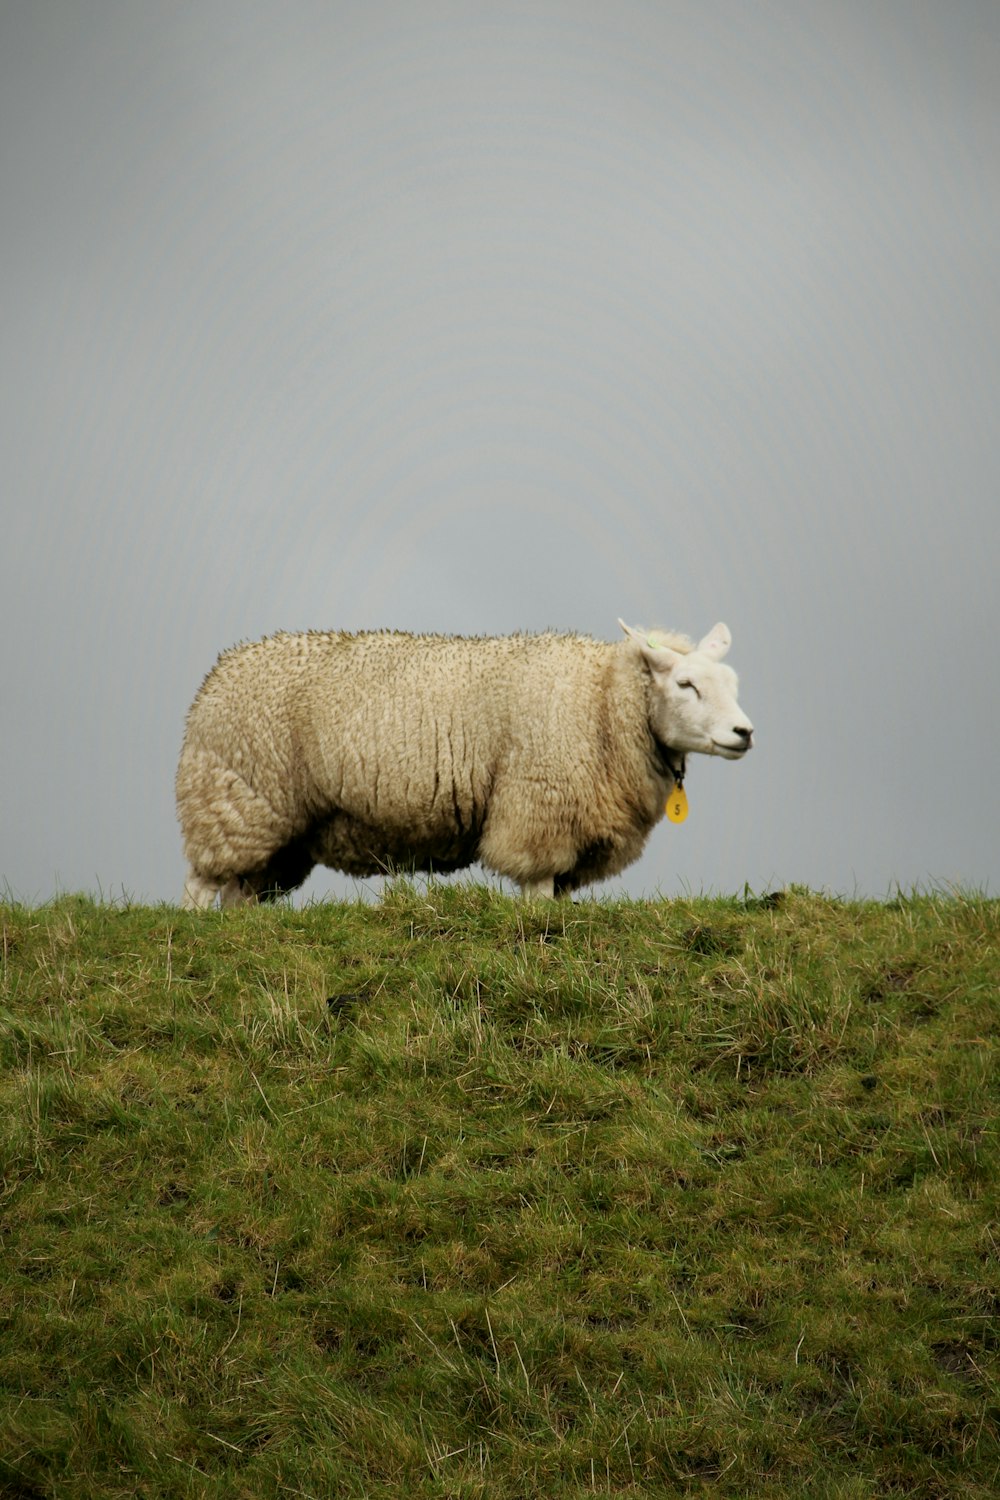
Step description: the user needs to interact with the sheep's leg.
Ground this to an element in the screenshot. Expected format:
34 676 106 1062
181 870 225 909
519 876 555 899
220 876 257 908
181 870 261 909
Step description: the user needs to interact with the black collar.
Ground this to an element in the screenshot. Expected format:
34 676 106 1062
650 732 686 786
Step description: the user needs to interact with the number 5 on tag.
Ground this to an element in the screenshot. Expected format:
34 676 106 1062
666 785 689 824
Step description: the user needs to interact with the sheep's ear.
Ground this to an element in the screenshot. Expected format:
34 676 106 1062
619 620 681 675
642 643 681 677
697 623 731 660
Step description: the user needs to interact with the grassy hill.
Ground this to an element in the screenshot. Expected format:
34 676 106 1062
1 886 997 1498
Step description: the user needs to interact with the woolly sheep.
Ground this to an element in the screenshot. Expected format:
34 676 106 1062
177 620 753 908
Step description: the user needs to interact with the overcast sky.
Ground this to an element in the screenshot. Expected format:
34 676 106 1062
2 0 997 905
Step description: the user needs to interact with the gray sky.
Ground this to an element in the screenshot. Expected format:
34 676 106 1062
2 0 998 904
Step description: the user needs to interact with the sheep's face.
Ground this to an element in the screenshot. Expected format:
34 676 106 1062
619 620 754 760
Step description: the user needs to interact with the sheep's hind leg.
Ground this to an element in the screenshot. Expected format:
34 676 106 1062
182 870 225 909
519 876 555 899
220 876 258 908
181 870 262 909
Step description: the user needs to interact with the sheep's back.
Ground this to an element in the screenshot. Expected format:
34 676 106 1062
294 631 612 824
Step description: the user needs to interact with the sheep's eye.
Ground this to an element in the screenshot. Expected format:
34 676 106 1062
678 680 701 698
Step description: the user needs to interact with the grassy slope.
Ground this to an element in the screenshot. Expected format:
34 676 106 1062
0 887 997 1499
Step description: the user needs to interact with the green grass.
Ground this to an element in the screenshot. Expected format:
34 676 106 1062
0 884 997 1498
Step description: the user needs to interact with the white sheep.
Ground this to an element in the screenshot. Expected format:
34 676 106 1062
176 620 753 907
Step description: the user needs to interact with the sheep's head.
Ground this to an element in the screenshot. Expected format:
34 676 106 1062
618 619 754 760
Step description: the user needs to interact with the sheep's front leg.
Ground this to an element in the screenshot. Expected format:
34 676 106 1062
519 876 555 898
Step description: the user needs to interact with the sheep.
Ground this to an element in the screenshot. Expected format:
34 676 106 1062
176 620 753 908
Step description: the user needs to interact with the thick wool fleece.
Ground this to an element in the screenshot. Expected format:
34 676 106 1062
176 628 694 901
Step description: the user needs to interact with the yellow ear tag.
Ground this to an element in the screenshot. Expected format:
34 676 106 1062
665 784 689 824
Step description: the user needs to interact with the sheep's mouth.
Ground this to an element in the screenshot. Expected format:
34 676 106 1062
713 740 751 758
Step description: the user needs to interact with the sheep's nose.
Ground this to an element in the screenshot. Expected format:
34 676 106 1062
734 725 753 746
